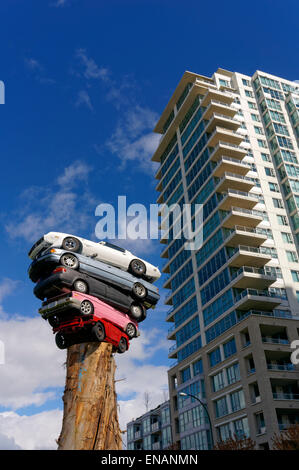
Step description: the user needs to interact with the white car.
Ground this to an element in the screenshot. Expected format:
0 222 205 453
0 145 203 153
28 232 161 282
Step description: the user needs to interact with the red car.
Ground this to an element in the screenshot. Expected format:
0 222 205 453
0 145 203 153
39 291 139 353
53 315 131 353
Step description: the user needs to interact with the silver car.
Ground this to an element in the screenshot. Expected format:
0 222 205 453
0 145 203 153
28 248 160 307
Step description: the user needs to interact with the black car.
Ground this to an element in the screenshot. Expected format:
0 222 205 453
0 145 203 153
34 266 147 322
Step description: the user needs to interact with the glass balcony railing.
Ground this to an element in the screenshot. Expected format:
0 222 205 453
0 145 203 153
262 337 289 345
273 393 299 400
234 288 284 303
267 363 295 371
231 265 275 280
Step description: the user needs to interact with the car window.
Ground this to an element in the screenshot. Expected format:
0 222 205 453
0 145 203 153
101 241 126 253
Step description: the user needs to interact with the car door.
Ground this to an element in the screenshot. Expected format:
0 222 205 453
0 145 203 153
94 242 129 270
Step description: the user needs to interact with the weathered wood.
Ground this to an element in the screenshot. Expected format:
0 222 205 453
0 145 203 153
57 341 122 450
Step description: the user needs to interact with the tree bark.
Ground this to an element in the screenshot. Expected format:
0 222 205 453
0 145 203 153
57 341 122 450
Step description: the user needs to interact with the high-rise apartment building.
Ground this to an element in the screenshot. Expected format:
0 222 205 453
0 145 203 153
152 68 299 450
126 401 172 450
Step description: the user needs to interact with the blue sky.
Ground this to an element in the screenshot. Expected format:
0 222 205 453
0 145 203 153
0 0 298 449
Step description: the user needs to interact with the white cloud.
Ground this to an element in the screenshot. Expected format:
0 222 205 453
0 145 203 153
0 314 65 409
106 106 160 172
75 90 93 110
76 48 110 82
5 161 94 242
0 410 62 450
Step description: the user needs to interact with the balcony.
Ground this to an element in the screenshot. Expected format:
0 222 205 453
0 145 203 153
215 172 255 193
230 266 277 289
224 225 267 247
151 421 160 433
134 431 142 440
168 343 178 359
234 289 282 310
221 206 263 228
209 141 248 161
208 127 244 147
201 88 235 106
262 337 290 345
267 363 296 372
204 101 237 122
152 441 161 450
205 113 240 132
213 156 251 178
228 245 272 268
273 393 299 400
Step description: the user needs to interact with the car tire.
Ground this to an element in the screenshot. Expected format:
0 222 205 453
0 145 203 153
48 315 60 328
129 259 146 277
126 322 137 339
80 300 94 316
117 337 128 354
74 279 88 294
92 321 106 342
132 282 147 300
129 303 146 322
62 236 81 253
60 253 79 270
55 332 69 350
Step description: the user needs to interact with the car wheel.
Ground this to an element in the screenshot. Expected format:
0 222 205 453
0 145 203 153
92 322 106 342
117 337 128 354
55 332 69 350
62 236 81 253
48 315 60 328
74 279 88 293
80 300 94 316
60 253 79 269
132 282 147 300
129 259 146 277
126 322 137 339
129 303 146 322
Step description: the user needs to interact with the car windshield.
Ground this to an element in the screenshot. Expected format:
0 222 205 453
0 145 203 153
100 241 126 253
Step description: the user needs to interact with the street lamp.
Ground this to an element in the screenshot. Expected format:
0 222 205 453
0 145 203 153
179 392 214 449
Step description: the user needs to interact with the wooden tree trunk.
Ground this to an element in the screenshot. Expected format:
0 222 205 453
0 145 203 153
57 341 122 450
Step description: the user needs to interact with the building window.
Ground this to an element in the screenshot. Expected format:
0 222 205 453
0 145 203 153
291 270 299 282
215 396 228 418
142 417 151 435
277 214 288 225
242 78 251 87
223 338 237 359
233 417 249 438
251 113 260 122
209 348 222 367
161 407 170 426
265 167 275 177
230 389 245 412
226 363 240 385
254 125 264 135
272 198 284 208
258 139 267 148
286 250 298 263
143 434 152 450
162 426 172 448
193 358 203 376
212 370 225 392
281 232 293 244
181 366 191 383
261 152 271 162
218 423 231 441
248 101 257 109
269 182 279 192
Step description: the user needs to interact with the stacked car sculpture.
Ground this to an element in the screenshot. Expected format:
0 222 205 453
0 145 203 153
28 232 160 353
